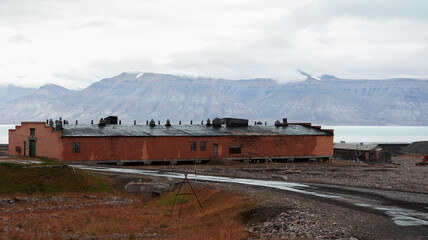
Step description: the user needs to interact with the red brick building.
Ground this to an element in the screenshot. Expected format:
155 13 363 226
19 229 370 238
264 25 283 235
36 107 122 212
9 117 334 165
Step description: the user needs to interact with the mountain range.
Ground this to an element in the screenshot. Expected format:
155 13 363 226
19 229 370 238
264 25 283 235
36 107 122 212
1 72 427 125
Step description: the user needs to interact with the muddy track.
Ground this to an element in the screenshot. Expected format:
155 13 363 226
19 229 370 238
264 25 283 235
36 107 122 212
76 164 428 239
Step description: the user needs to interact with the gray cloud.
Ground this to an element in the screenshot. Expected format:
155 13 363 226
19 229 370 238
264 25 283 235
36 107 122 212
8 34 32 44
0 0 427 89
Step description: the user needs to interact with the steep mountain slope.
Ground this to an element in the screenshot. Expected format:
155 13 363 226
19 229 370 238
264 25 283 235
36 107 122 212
0 85 36 104
0 84 75 123
0 72 427 125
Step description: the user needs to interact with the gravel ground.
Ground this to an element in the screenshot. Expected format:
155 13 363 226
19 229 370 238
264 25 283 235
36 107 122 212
127 156 428 239
195 181 408 240
195 180 424 240
4 156 425 239
179 157 428 194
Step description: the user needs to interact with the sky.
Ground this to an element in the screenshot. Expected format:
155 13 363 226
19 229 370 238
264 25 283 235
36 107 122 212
1 0 428 89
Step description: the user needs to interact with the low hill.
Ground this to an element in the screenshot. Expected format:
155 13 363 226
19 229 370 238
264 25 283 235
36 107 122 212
0 158 114 195
402 141 428 155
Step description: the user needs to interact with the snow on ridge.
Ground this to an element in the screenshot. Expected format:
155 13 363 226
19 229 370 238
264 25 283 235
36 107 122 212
136 73 144 78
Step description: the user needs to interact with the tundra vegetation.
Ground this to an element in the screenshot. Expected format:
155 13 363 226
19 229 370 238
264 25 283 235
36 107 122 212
0 158 256 239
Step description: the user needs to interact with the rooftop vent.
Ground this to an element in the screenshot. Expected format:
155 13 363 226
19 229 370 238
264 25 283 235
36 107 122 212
55 120 63 130
105 116 118 125
98 118 106 126
275 118 288 127
212 117 221 127
221 118 248 127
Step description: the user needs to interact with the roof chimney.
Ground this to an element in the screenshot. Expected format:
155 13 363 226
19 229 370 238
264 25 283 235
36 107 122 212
55 119 62 130
212 117 221 127
98 118 106 126
275 118 288 127
283 118 288 126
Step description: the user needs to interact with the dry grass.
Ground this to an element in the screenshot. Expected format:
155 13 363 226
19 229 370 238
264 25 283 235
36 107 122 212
0 188 256 239
0 163 114 195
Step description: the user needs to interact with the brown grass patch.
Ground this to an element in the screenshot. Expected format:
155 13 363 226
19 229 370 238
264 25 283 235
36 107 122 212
1 188 256 239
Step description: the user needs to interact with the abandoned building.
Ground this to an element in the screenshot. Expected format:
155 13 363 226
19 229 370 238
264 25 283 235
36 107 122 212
334 142 391 163
0 144 8 156
9 116 334 165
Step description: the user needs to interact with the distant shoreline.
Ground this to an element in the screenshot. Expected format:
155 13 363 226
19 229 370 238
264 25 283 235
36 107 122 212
1 124 427 145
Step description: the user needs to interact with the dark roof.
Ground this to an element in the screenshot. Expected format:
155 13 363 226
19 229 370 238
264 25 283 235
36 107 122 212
334 143 379 151
60 124 333 137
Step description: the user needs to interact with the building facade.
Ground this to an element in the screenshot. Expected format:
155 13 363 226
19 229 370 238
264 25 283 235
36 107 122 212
334 143 391 163
0 144 8 156
9 117 334 165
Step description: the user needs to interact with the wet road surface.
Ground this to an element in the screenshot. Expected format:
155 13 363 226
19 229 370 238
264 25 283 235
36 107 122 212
72 165 428 239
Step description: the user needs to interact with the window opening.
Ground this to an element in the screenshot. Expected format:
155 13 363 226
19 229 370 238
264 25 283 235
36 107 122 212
200 141 206 151
190 141 197 152
73 143 80 153
229 146 241 154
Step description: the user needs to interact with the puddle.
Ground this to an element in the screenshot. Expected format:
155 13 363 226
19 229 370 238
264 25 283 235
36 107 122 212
72 165 340 199
0 159 42 164
355 203 428 226
72 165 428 227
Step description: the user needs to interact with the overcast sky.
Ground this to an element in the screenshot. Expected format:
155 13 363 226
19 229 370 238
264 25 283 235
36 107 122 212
1 0 428 89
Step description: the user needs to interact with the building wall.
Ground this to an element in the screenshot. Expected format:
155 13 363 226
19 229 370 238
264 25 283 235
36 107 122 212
0 144 8 156
8 122 61 159
334 148 391 163
60 134 333 162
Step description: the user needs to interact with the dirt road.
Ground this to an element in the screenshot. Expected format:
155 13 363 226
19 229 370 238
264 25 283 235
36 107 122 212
75 159 428 240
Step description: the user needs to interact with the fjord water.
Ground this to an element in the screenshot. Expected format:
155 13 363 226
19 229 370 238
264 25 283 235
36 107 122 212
325 126 428 143
1 124 427 144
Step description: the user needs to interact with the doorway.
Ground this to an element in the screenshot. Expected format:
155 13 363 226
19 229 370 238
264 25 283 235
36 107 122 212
213 144 218 158
29 140 36 157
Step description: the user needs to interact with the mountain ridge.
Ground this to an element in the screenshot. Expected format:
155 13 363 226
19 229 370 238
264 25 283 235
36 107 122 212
0 72 427 125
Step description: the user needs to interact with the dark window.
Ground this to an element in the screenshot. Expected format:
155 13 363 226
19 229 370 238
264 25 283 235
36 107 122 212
229 146 241 154
200 141 206 151
30 128 35 136
73 143 80 153
190 141 197 152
